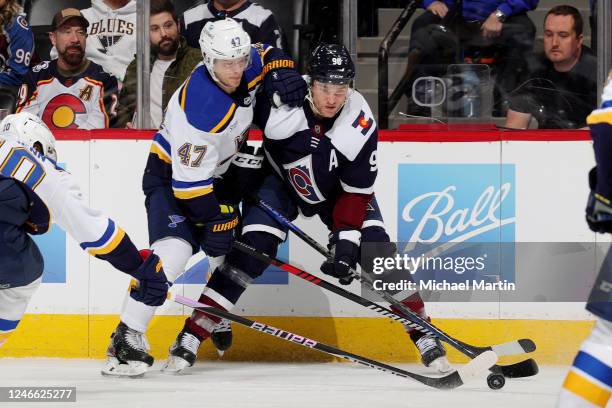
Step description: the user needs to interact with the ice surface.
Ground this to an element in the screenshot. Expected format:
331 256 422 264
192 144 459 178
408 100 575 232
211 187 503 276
0 359 572 408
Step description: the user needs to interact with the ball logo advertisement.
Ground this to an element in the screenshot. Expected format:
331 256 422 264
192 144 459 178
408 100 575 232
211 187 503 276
388 164 517 295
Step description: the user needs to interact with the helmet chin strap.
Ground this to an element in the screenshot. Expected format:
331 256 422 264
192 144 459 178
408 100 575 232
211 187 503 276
305 86 324 117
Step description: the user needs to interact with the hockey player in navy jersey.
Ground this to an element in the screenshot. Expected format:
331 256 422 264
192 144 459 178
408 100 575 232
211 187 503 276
101 18 307 376
0 112 170 352
556 73 612 408
165 44 451 373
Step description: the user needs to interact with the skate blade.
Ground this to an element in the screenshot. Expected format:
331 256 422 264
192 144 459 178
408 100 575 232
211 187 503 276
430 356 453 374
161 356 191 375
101 358 148 378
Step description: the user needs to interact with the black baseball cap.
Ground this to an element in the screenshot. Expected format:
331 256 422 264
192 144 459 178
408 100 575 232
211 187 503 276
51 8 89 31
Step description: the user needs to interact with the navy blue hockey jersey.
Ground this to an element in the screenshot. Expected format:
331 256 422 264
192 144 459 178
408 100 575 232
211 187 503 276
0 13 34 86
255 89 378 230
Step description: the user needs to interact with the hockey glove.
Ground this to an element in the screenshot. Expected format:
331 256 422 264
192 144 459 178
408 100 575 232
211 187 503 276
320 232 359 285
199 204 239 257
264 68 307 108
586 167 612 233
130 250 171 306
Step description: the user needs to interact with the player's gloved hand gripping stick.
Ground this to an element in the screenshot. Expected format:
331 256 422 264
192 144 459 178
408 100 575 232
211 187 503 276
252 198 539 379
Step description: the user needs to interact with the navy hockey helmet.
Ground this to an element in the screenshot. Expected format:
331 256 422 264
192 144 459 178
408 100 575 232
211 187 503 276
307 43 355 85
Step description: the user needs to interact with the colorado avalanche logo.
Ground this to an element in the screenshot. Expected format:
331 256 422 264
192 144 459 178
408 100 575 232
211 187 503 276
283 156 325 204
42 94 87 129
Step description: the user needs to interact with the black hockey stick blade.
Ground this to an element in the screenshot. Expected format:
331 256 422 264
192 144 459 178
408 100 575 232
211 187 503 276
171 293 497 389
499 358 539 378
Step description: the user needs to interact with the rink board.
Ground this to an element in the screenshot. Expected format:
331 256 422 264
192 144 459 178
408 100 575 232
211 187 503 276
0 129 601 362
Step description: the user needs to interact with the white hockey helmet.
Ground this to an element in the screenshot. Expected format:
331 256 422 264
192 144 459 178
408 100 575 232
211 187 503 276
0 112 57 162
199 18 251 83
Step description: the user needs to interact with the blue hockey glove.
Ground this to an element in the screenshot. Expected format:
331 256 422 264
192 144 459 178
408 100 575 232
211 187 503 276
264 68 307 108
320 232 359 285
586 167 612 233
199 204 239 257
130 250 170 306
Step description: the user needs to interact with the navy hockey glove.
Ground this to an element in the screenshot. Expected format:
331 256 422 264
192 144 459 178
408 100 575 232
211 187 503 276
586 167 612 233
320 232 359 285
130 250 170 306
199 204 239 257
264 68 307 108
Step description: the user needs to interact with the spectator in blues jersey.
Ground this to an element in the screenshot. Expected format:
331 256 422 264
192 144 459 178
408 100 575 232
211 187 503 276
181 0 288 52
505 5 597 129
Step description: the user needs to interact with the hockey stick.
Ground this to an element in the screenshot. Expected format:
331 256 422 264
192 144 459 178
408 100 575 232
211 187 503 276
254 199 539 378
233 240 537 379
170 292 497 389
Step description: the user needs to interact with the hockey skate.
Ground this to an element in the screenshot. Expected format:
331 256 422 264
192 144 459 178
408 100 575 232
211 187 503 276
162 330 201 374
211 318 232 356
412 332 453 373
101 322 154 378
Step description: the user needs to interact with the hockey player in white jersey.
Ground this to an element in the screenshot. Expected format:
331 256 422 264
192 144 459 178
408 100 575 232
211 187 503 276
101 18 306 376
0 112 170 356
556 72 612 408
164 44 451 373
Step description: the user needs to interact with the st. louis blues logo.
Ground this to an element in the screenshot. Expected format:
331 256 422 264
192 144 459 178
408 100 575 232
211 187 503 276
168 214 186 228
283 155 325 204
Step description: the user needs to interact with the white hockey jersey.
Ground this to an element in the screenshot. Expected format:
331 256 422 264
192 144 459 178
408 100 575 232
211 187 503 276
50 0 136 82
144 43 297 222
149 47 268 212
16 60 119 129
0 136 128 257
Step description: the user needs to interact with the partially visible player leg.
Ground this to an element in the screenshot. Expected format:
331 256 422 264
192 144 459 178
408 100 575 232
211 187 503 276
557 247 612 407
102 184 198 377
207 256 233 356
360 196 451 373
102 236 193 377
0 277 41 348
164 230 281 372
557 319 612 407
164 175 292 372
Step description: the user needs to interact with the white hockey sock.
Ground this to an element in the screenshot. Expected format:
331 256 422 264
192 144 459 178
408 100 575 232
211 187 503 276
117 237 193 333
120 293 157 333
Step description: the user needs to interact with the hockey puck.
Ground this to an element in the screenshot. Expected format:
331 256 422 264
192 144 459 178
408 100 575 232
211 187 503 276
486 373 506 390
